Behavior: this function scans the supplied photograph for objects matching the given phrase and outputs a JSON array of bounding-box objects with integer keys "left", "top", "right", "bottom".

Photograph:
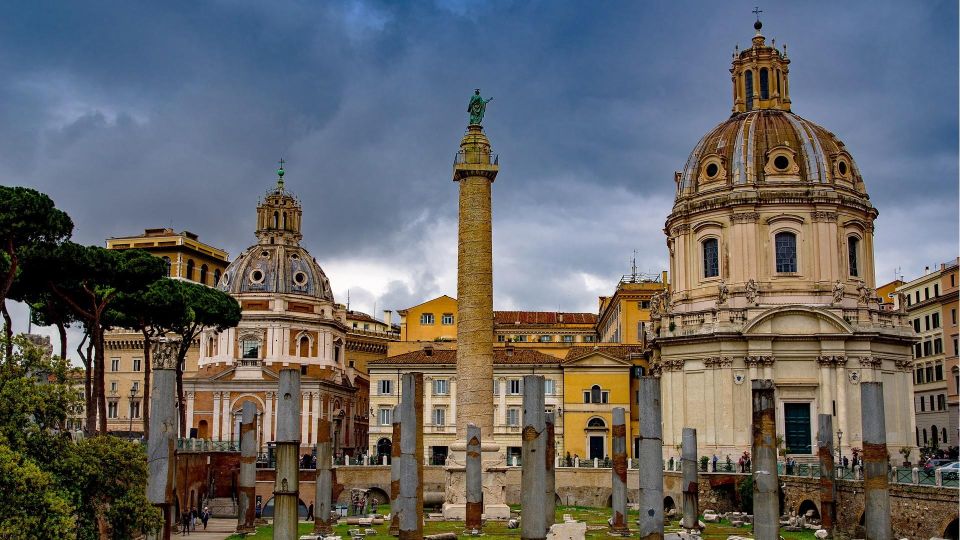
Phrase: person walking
[
  {"left": 180, "top": 511, "right": 191, "bottom": 535},
  {"left": 200, "top": 507, "right": 210, "bottom": 530},
  {"left": 307, "top": 502, "right": 315, "bottom": 521},
  {"left": 190, "top": 507, "right": 198, "bottom": 531}
]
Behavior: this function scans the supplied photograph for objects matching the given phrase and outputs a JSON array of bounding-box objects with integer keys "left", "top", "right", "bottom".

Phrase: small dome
[
  {"left": 676, "top": 109, "right": 864, "bottom": 201},
  {"left": 217, "top": 243, "right": 334, "bottom": 302}
]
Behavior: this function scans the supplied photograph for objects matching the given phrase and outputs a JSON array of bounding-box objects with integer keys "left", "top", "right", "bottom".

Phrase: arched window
[
  {"left": 207, "top": 337, "right": 214, "bottom": 356},
  {"left": 943, "top": 428, "right": 948, "bottom": 444},
  {"left": 775, "top": 232, "right": 797, "bottom": 273},
  {"left": 932, "top": 425, "right": 939, "bottom": 447},
  {"left": 282, "top": 212, "right": 287, "bottom": 230},
  {"left": 240, "top": 338, "right": 260, "bottom": 359},
  {"left": 185, "top": 259, "right": 195, "bottom": 280},
  {"left": 213, "top": 269, "right": 221, "bottom": 285},
  {"left": 776, "top": 69, "right": 782, "bottom": 94},
  {"left": 759, "top": 68, "right": 769, "bottom": 99},
  {"left": 922, "top": 428, "right": 928, "bottom": 445},
  {"left": 745, "top": 71, "right": 754, "bottom": 111},
  {"left": 587, "top": 417, "right": 606, "bottom": 428},
  {"left": 702, "top": 238, "right": 719, "bottom": 278},
  {"left": 916, "top": 427, "right": 920, "bottom": 446},
  {"left": 590, "top": 385, "right": 602, "bottom": 404},
  {"left": 199, "top": 264, "right": 208, "bottom": 285},
  {"left": 162, "top": 256, "right": 172, "bottom": 276},
  {"left": 299, "top": 335, "right": 310, "bottom": 358},
  {"left": 848, "top": 237, "right": 860, "bottom": 277},
  {"left": 273, "top": 211, "right": 279, "bottom": 228}
]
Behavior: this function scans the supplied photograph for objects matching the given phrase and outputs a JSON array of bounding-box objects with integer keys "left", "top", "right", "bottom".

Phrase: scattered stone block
[
  {"left": 547, "top": 521, "right": 587, "bottom": 540},
  {"left": 814, "top": 529, "right": 829, "bottom": 539},
  {"left": 365, "top": 529, "right": 376, "bottom": 535},
  {"left": 299, "top": 535, "right": 322, "bottom": 540},
  {"left": 507, "top": 518, "right": 520, "bottom": 529},
  {"left": 563, "top": 514, "right": 574, "bottom": 522}
]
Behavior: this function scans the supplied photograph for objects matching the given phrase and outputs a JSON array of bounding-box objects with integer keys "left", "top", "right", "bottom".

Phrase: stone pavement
[{"left": 171, "top": 517, "right": 237, "bottom": 539}]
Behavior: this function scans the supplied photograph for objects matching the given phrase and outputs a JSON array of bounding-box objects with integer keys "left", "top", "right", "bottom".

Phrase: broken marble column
[
  {"left": 751, "top": 380, "right": 779, "bottom": 540},
  {"left": 274, "top": 368, "right": 302, "bottom": 540},
  {"left": 521, "top": 375, "right": 546, "bottom": 540},
  {"left": 817, "top": 414, "right": 835, "bottom": 533},
  {"left": 637, "top": 377, "right": 663, "bottom": 540},
  {"left": 465, "top": 423, "right": 483, "bottom": 531},
  {"left": 545, "top": 411, "right": 556, "bottom": 529},
  {"left": 315, "top": 418, "right": 334, "bottom": 536},
  {"left": 237, "top": 401, "right": 257, "bottom": 533},
  {"left": 861, "top": 382, "right": 892, "bottom": 540},
  {"left": 389, "top": 405, "right": 401, "bottom": 536},
  {"left": 680, "top": 427, "right": 698, "bottom": 530},
  {"left": 146, "top": 339, "right": 178, "bottom": 540},
  {"left": 397, "top": 373, "right": 424, "bottom": 540},
  {"left": 610, "top": 407, "right": 629, "bottom": 535}
]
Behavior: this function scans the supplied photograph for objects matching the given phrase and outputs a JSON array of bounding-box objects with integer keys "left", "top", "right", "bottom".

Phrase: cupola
[
  {"left": 255, "top": 161, "right": 303, "bottom": 245},
  {"left": 730, "top": 18, "right": 791, "bottom": 113}
]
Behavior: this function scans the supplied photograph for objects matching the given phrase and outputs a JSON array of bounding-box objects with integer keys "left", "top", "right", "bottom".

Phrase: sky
[{"left": 2, "top": 1, "right": 957, "bottom": 359}]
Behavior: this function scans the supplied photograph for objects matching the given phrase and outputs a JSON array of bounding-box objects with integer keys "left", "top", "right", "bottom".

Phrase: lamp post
[
  {"left": 836, "top": 429, "right": 843, "bottom": 472},
  {"left": 128, "top": 387, "right": 138, "bottom": 440}
]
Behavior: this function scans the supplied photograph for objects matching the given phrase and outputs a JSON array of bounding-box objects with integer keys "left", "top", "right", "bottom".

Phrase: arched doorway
[
  {"left": 585, "top": 416, "right": 608, "bottom": 460},
  {"left": 797, "top": 500, "right": 819, "bottom": 520},
  {"left": 376, "top": 438, "right": 392, "bottom": 463},
  {"left": 197, "top": 420, "right": 209, "bottom": 439},
  {"left": 262, "top": 497, "right": 309, "bottom": 518},
  {"left": 664, "top": 496, "right": 676, "bottom": 514},
  {"left": 943, "top": 517, "right": 959, "bottom": 540}
]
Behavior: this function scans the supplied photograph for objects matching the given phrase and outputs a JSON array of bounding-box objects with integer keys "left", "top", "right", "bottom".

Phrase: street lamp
[
  {"left": 128, "top": 387, "right": 138, "bottom": 441},
  {"left": 836, "top": 429, "right": 843, "bottom": 470}
]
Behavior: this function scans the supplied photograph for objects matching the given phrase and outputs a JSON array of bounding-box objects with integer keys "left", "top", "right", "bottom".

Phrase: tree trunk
[
  {"left": 92, "top": 323, "right": 107, "bottom": 435},
  {"left": 56, "top": 320, "right": 67, "bottom": 361},
  {"left": 141, "top": 328, "right": 152, "bottom": 440},
  {"left": 78, "top": 332, "right": 95, "bottom": 435},
  {"left": 176, "top": 335, "right": 192, "bottom": 438},
  {"left": 1, "top": 300, "right": 12, "bottom": 362}
]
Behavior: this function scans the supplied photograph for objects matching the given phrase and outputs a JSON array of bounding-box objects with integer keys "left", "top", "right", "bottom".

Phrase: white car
[{"left": 937, "top": 462, "right": 960, "bottom": 480}]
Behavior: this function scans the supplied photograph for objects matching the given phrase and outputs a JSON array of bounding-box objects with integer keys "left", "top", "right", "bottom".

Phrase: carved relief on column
[
  {"left": 810, "top": 211, "right": 838, "bottom": 223},
  {"left": 894, "top": 359, "right": 913, "bottom": 372},
  {"left": 858, "top": 356, "right": 881, "bottom": 369},
  {"left": 730, "top": 211, "right": 761, "bottom": 224},
  {"left": 703, "top": 356, "right": 732, "bottom": 369},
  {"left": 816, "top": 355, "right": 846, "bottom": 367},
  {"left": 745, "top": 355, "right": 774, "bottom": 367}
]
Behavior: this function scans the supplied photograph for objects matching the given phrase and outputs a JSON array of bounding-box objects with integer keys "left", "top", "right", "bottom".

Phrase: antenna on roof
[{"left": 347, "top": 289, "right": 351, "bottom": 311}]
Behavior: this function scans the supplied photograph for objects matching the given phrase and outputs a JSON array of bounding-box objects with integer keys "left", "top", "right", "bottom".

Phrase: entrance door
[
  {"left": 431, "top": 446, "right": 448, "bottom": 465},
  {"left": 784, "top": 403, "right": 812, "bottom": 454},
  {"left": 589, "top": 435, "right": 605, "bottom": 460},
  {"left": 376, "top": 438, "right": 392, "bottom": 463}
]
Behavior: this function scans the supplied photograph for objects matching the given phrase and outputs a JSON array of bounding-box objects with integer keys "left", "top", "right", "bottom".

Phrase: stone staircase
[{"left": 207, "top": 497, "right": 238, "bottom": 519}]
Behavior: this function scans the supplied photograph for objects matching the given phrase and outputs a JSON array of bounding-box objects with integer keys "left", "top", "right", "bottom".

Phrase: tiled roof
[
  {"left": 370, "top": 348, "right": 561, "bottom": 366},
  {"left": 564, "top": 345, "right": 646, "bottom": 363},
  {"left": 347, "top": 310, "right": 379, "bottom": 324},
  {"left": 493, "top": 311, "right": 597, "bottom": 325}
]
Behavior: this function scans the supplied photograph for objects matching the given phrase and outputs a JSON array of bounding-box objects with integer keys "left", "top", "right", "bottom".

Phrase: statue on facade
[
  {"left": 745, "top": 279, "right": 760, "bottom": 305},
  {"left": 857, "top": 282, "right": 874, "bottom": 305},
  {"left": 832, "top": 280, "right": 845, "bottom": 305},
  {"left": 717, "top": 279, "right": 729, "bottom": 305},
  {"left": 468, "top": 89, "right": 493, "bottom": 125}
]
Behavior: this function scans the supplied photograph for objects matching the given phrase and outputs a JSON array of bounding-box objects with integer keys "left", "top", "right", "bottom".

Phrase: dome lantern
[
  {"left": 255, "top": 161, "right": 303, "bottom": 246},
  {"left": 730, "top": 19, "right": 791, "bottom": 113}
]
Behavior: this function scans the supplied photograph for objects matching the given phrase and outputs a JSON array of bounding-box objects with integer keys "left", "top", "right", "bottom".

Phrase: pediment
[
  {"left": 742, "top": 305, "right": 853, "bottom": 336},
  {"left": 564, "top": 352, "right": 633, "bottom": 367}
]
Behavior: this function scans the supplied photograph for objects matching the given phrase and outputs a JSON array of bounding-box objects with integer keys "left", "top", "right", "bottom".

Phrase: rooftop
[
  {"left": 494, "top": 311, "right": 597, "bottom": 325},
  {"left": 370, "top": 347, "right": 561, "bottom": 366}
]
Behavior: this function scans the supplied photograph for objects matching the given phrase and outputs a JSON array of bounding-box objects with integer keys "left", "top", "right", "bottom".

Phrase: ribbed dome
[
  {"left": 217, "top": 243, "right": 334, "bottom": 302},
  {"left": 676, "top": 110, "right": 865, "bottom": 201}
]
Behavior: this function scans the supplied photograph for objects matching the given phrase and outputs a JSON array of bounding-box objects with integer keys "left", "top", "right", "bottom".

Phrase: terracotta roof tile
[
  {"left": 370, "top": 348, "right": 561, "bottom": 366},
  {"left": 493, "top": 311, "right": 597, "bottom": 325},
  {"left": 564, "top": 345, "right": 646, "bottom": 363}
]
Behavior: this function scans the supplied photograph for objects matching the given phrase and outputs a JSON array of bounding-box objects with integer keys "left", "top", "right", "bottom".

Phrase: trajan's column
[{"left": 443, "top": 90, "right": 510, "bottom": 520}]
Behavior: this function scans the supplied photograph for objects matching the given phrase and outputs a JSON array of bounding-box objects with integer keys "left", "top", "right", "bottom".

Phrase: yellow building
[
  {"left": 596, "top": 271, "right": 667, "bottom": 345},
  {"left": 561, "top": 345, "right": 640, "bottom": 461},
  {"left": 106, "top": 228, "right": 230, "bottom": 286},
  {"left": 396, "top": 295, "right": 459, "bottom": 342}
]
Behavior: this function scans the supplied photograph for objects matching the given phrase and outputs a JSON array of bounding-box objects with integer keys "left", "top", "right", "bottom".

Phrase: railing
[
  {"left": 236, "top": 359, "right": 262, "bottom": 367},
  {"left": 454, "top": 150, "right": 499, "bottom": 166},
  {"left": 176, "top": 438, "right": 239, "bottom": 452}
]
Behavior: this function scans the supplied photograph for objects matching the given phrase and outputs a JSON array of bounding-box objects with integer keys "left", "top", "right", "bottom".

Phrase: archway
[
  {"left": 664, "top": 496, "right": 676, "bottom": 513},
  {"left": 367, "top": 487, "right": 390, "bottom": 508},
  {"left": 797, "top": 500, "right": 819, "bottom": 520},
  {"left": 376, "top": 437, "right": 392, "bottom": 462},
  {"left": 261, "top": 497, "right": 309, "bottom": 518},
  {"left": 943, "top": 517, "right": 959, "bottom": 540}
]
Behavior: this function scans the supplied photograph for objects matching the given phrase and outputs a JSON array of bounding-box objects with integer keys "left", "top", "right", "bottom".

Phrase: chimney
[
  {"left": 925, "top": 266, "right": 930, "bottom": 275},
  {"left": 383, "top": 310, "right": 392, "bottom": 326},
  {"left": 504, "top": 344, "right": 514, "bottom": 357},
  {"left": 424, "top": 343, "right": 434, "bottom": 357}
]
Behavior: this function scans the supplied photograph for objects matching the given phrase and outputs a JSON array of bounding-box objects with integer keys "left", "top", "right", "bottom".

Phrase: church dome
[
  {"left": 675, "top": 109, "right": 865, "bottom": 200},
  {"left": 216, "top": 165, "right": 334, "bottom": 302}
]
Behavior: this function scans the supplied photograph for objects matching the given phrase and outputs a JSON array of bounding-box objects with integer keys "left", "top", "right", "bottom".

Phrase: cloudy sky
[{"left": 3, "top": 1, "right": 957, "bottom": 356}]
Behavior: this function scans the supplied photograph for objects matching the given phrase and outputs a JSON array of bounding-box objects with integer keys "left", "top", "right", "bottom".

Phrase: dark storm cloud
[{"left": 1, "top": 0, "right": 956, "bottom": 330}]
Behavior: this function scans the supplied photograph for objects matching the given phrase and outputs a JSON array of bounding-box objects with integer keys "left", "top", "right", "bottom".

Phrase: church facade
[
  {"left": 650, "top": 21, "right": 916, "bottom": 461},
  {"left": 184, "top": 167, "right": 367, "bottom": 457}
]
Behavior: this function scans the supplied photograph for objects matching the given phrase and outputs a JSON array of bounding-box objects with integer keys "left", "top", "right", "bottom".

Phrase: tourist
[
  {"left": 307, "top": 501, "right": 315, "bottom": 521},
  {"left": 711, "top": 454, "right": 718, "bottom": 472},
  {"left": 190, "top": 506, "right": 198, "bottom": 531},
  {"left": 255, "top": 500, "right": 262, "bottom": 519},
  {"left": 200, "top": 507, "right": 210, "bottom": 530},
  {"left": 180, "top": 511, "right": 191, "bottom": 535}
]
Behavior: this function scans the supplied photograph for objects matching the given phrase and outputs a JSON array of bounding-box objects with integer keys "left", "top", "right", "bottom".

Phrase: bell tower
[
  {"left": 730, "top": 17, "right": 792, "bottom": 113},
  {"left": 255, "top": 161, "right": 303, "bottom": 246}
]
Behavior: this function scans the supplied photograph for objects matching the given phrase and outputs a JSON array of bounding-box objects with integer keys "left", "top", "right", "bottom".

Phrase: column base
[
  {"left": 441, "top": 502, "right": 512, "bottom": 521},
  {"left": 442, "top": 445, "right": 510, "bottom": 521}
]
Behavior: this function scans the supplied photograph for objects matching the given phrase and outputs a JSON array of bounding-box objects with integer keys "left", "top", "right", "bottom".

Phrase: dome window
[
  {"left": 775, "top": 232, "right": 798, "bottom": 273},
  {"left": 838, "top": 161, "right": 848, "bottom": 175},
  {"left": 848, "top": 237, "right": 860, "bottom": 278},
  {"left": 760, "top": 68, "right": 770, "bottom": 100},
  {"left": 260, "top": 250, "right": 270, "bottom": 258},
  {"left": 699, "top": 156, "right": 726, "bottom": 183},
  {"left": 706, "top": 163, "right": 719, "bottom": 178},
  {"left": 294, "top": 271, "right": 308, "bottom": 286},
  {"left": 763, "top": 147, "right": 800, "bottom": 177},
  {"left": 702, "top": 238, "right": 719, "bottom": 278},
  {"left": 250, "top": 269, "right": 265, "bottom": 283},
  {"left": 773, "top": 155, "right": 789, "bottom": 171}
]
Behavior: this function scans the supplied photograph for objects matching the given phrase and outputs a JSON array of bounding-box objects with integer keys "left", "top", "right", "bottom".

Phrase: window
[
  {"left": 110, "top": 381, "right": 118, "bottom": 393},
  {"left": 508, "top": 379, "right": 521, "bottom": 395},
  {"left": 515, "top": 335, "right": 527, "bottom": 342},
  {"left": 433, "top": 408, "right": 445, "bottom": 426},
  {"left": 441, "top": 313, "right": 454, "bottom": 325},
  {"left": 775, "top": 232, "right": 797, "bottom": 273},
  {"left": 587, "top": 417, "right": 606, "bottom": 428},
  {"left": 590, "top": 385, "right": 602, "bottom": 404},
  {"left": 539, "top": 335, "right": 553, "bottom": 343},
  {"left": 363, "top": 323, "right": 370, "bottom": 330},
  {"left": 379, "top": 380, "right": 393, "bottom": 395},
  {"left": 915, "top": 343, "right": 922, "bottom": 358},
  {"left": 199, "top": 264, "right": 208, "bottom": 284},
  {"left": 914, "top": 319, "right": 921, "bottom": 333},
  {"left": 916, "top": 291, "right": 920, "bottom": 303},
  {"left": 745, "top": 71, "right": 754, "bottom": 111},
  {"left": 702, "top": 238, "right": 719, "bottom": 278},
  {"left": 933, "top": 313, "right": 940, "bottom": 329},
  {"left": 186, "top": 259, "right": 195, "bottom": 281},
  {"left": 378, "top": 408, "right": 392, "bottom": 426},
  {"left": 493, "top": 380, "right": 499, "bottom": 395},
  {"left": 497, "top": 335, "right": 505, "bottom": 342},
  {"left": 935, "top": 363, "right": 944, "bottom": 380},
  {"left": 924, "top": 341, "right": 932, "bottom": 356},
  {"left": 637, "top": 322, "right": 646, "bottom": 341},
  {"left": 925, "top": 288, "right": 930, "bottom": 300},
  {"left": 934, "top": 339, "right": 943, "bottom": 355},
  {"left": 214, "top": 269, "right": 221, "bottom": 285},
  {"left": 433, "top": 379, "right": 448, "bottom": 396},
  {"left": 937, "top": 394, "right": 946, "bottom": 410},
  {"left": 926, "top": 365, "right": 934, "bottom": 382},
  {"left": 506, "top": 408, "right": 520, "bottom": 426},
  {"left": 110, "top": 358, "right": 120, "bottom": 372},
  {"left": 583, "top": 335, "right": 595, "bottom": 343},
  {"left": 132, "top": 381, "right": 139, "bottom": 393},
  {"left": 776, "top": 69, "right": 782, "bottom": 94},
  {"left": 162, "top": 256, "right": 172, "bottom": 276},
  {"left": 130, "top": 401, "right": 141, "bottom": 419},
  {"left": 299, "top": 335, "right": 310, "bottom": 357},
  {"left": 915, "top": 368, "right": 924, "bottom": 384},
  {"left": 920, "top": 397, "right": 925, "bottom": 412},
  {"left": 759, "top": 67, "right": 769, "bottom": 99},
  {"left": 934, "top": 284, "right": 940, "bottom": 297},
  {"left": 640, "top": 300, "right": 651, "bottom": 309},
  {"left": 907, "top": 295, "right": 912, "bottom": 307},
  {"left": 544, "top": 379, "right": 556, "bottom": 395},
  {"left": 848, "top": 237, "right": 859, "bottom": 277},
  {"left": 562, "top": 335, "right": 574, "bottom": 343},
  {"left": 132, "top": 358, "right": 141, "bottom": 372},
  {"left": 241, "top": 339, "right": 259, "bottom": 359},
  {"left": 108, "top": 402, "right": 118, "bottom": 419},
  {"left": 420, "top": 313, "right": 435, "bottom": 325},
  {"left": 925, "top": 315, "right": 931, "bottom": 331},
  {"left": 929, "top": 395, "right": 935, "bottom": 410},
  {"left": 952, "top": 309, "right": 957, "bottom": 325}
]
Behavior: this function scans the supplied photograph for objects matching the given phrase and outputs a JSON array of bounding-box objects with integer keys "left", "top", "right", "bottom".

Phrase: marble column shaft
[
  {"left": 545, "top": 412, "right": 556, "bottom": 529},
  {"left": 817, "top": 414, "right": 835, "bottom": 533},
  {"left": 751, "top": 380, "right": 779, "bottom": 540},
  {"left": 314, "top": 418, "right": 334, "bottom": 536},
  {"left": 389, "top": 406, "right": 401, "bottom": 537},
  {"left": 274, "top": 369, "right": 301, "bottom": 540},
  {"left": 397, "top": 373, "right": 424, "bottom": 540},
  {"left": 237, "top": 401, "right": 257, "bottom": 533},
  {"left": 637, "top": 377, "right": 664, "bottom": 540},
  {"left": 146, "top": 342, "right": 177, "bottom": 540},
  {"left": 521, "top": 375, "right": 546, "bottom": 540},
  {"left": 610, "top": 407, "right": 629, "bottom": 534},
  {"left": 861, "top": 382, "right": 892, "bottom": 540},
  {"left": 465, "top": 423, "right": 483, "bottom": 530},
  {"left": 680, "top": 427, "right": 698, "bottom": 530}
]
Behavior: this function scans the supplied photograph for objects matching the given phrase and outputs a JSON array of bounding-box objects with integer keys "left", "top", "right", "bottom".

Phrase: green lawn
[{"left": 226, "top": 506, "right": 817, "bottom": 540}]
